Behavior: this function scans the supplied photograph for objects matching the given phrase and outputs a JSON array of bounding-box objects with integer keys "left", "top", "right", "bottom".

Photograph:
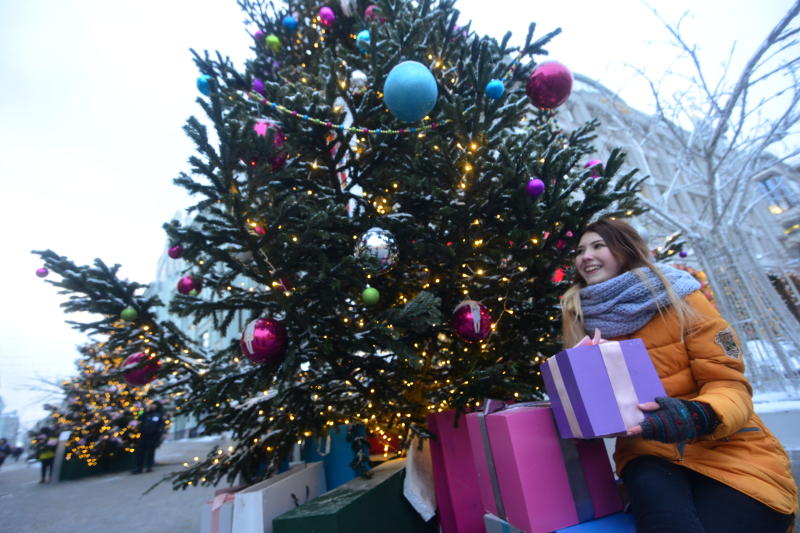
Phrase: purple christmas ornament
[
  {"left": 452, "top": 300, "right": 493, "bottom": 342},
  {"left": 679, "top": 250, "right": 688, "bottom": 258},
  {"left": 252, "top": 78, "right": 265, "bottom": 94},
  {"left": 319, "top": 6, "right": 336, "bottom": 26},
  {"left": 526, "top": 178, "right": 545, "bottom": 197},
  {"left": 167, "top": 244, "right": 183, "bottom": 259},
  {"left": 35, "top": 267, "right": 49, "bottom": 278},
  {"left": 526, "top": 61, "right": 573, "bottom": 110},
  {"left": 254, "top": 30, "right": 265, "bottom": 40},
  {"left": 240, "top": 318, "right": 288, "bottom": 364}
]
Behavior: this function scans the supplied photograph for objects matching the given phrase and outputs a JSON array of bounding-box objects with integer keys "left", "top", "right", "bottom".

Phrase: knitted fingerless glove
[{"left": 639, "top": 397, "right": 720, "bottom": 443}]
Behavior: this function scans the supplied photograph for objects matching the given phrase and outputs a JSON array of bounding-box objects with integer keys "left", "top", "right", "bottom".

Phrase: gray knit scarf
[{"left": 580, "top": 265, "right": 700, "bottom": 338}]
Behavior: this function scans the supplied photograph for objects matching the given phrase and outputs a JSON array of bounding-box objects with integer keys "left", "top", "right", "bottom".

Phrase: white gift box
[
  {"left": 201, "top": 491, "right": 236, "bottom": 533},
  {"left": 231, "top": 461, "right": 326, "bottom": 533}
]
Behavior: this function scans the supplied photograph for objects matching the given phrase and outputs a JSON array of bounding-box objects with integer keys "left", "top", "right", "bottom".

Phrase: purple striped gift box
[{"left": 541, "top": 339, "right": 666, "bottom": 439}]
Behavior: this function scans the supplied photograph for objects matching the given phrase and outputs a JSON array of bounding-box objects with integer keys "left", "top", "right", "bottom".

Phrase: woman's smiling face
[{"left": 573, "top": 231, "right": 623, "bottom": 285}]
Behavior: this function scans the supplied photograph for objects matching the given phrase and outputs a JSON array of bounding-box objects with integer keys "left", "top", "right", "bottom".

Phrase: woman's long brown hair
[{"left": 561, "top": 219, "right": 694, "bottom": 347}]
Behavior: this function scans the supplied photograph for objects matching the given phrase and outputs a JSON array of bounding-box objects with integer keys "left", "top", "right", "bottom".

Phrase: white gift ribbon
[
  {"left": 545, "top": 358, "right": 583, "bottom": 438},
  {"left": 598, "top": 342, "right": 644, "bottom": 429}
]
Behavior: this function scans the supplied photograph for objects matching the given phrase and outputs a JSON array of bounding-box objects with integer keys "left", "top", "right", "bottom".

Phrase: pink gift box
[
  {"left": 465, "top": 404, "right": 622, "bottom": 533},
  {"left": 427, "top": 409, "right": 485, "bottom": 533},
  {"left": 542, "top": 339, "right": 666, "bottom": 439}
]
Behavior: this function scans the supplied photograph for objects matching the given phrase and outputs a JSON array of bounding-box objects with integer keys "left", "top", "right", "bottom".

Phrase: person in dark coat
[
  {"left": 35, "top": 427, "right": 58, "bottom": 483},
  {"left": 0, "top": 438, "right": 11, "bottom": 469},
  {"left": 132, "top": 401, "right": 166, "bottom": 474}
]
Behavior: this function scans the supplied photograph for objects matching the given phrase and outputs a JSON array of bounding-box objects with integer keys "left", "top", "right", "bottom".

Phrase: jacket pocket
[{"left": 725, "top": 426, "right": 763, "bottom": 441}]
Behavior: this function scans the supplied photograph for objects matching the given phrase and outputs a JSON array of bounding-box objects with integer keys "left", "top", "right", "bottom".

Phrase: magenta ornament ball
[
  {"left": 240, "top": 318, "right": 288, "bottom": 364},
  {"left": 452, "top": 300, "right": 493, "bottom": 342},
  {"left": 121, "top": 352, "right": 161, "bottom": 386},
  {"left": 526, "top": 61, "right": 573, "bottom": 110},
  {"left": 168, "top": 244, "right": 183, "bottom": 259},
  {"left": 584, "top": 159, "right": 603, "bottom": 178},
  {"left": 526, "top": 178, "right": 545, "bottom": 197},
  {"left": 319, "top": 6, "right": 336, "bottom": 26},
  {"left": 364, "top": 5, "right": 385, "bottom": 23},
  {"left": 177, "top": 275, "right": 201, "bottom": 295},
  {"left": 35, "top": 267, "right": 49, "bottom": 278}
]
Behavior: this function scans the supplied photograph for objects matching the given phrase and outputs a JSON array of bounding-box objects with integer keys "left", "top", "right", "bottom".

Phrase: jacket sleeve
[{"left": 682, "top": 291, "right": 753, "bottom": 440}]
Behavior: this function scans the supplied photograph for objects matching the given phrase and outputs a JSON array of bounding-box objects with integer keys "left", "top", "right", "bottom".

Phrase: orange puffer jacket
[{"left": 612, "top": 291, "right": 798, "bottom": 517}]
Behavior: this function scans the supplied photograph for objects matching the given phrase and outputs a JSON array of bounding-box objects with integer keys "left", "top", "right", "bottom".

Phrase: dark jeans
[
  {"left": 134, "top": 435, "right": 159, "bottom": 472},
  {"left": 40, "top": 458, "right": 54, "bottom": 481},
  {"left": 622, "top": 455, "right": 794, "bottom": 533}
]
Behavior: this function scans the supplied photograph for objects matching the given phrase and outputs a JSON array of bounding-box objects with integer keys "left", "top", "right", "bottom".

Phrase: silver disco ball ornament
[{"left": 354, "top": 227, "right": 399, "bottom": 273}]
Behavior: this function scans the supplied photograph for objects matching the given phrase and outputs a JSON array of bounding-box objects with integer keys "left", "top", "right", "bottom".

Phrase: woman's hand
[
  {"left": 624, "top": 397, "right": 719, "bottom": 443},
  {"left": 625, "top": 402, "right": 660, "bottom": 436}
]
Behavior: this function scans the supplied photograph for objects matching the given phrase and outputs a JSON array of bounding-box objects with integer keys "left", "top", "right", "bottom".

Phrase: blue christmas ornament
[
  {"left": 282, "top": 15, "right": 298, "bottom": 32},
  {"left": 382, "top": 61, "right": 438, "bottom": 122},
  {"left": 356, "top": 29, "right": 371, "bottom": 52},
  {"left": 485, "top": 79, "right": 505, "bottom": 100},
  {"left": 196, "top": 75, "right": 213, "bottom": 96}
]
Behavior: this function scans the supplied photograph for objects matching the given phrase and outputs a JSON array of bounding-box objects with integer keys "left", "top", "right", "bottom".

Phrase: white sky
[{"left": 0, "top": 0, "right": 794, "bottom": 431}]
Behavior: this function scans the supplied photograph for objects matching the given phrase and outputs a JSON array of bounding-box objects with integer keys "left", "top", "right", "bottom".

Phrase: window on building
[{"left": 759, "top": 175, "right": 798, "bottom": 213}]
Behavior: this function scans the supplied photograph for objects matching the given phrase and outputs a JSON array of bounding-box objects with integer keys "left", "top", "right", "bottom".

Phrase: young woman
[{"left": 561, "top": 218, "right": 797, "bottom": 533}]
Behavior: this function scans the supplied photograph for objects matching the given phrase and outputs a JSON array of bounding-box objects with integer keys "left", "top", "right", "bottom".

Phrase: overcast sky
[{"left": 0, "top": 0, "right": 794, "bottom": 431}]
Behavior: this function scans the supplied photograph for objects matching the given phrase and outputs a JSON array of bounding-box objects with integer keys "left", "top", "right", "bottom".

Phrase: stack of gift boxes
[
  {"left": 429, "top": 338, "right": 664, "bottom": 533},
  {"left": 201, "top": 338, "right": 662, "bottom": 533}
]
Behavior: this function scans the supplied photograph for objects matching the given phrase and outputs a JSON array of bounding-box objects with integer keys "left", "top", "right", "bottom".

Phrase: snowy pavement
[{"left": 0, "top": 438, "right": 227, "bottom": 533}]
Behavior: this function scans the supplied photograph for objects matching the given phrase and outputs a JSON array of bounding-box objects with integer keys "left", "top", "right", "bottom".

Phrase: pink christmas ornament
[
  {"left": 320, "top": 6, "right": 336, "bottom": 26},
  {"left": 167, "top": 244, "right": 183, "bottom": 259},
  {"left": 584, "top": 159, "right": 603, "bottom": 178},
  {"left": 254, "top": 120, "right": 287, "bottom": 171},
  {"left": 364, "top": 4, "right": 385, "bottom": 23},
  {"left": 35, "top": 267, "right": 49, "bottom": 278},
  {"left": 121, "top": 352, "right": 161, "bottom": 386},
  {"left": 526, "top": 61, "right": 573, "bottom": 109},
  {"left": 452, "top": 300, "right": 493, "bottom": 342},
  {"left": 254, "top": 29, "right": 265, "bottom": 40},
  {"left": 177, "top": 275, "right": 201, "bottom": 295},
  {"left": 526, "top": 178, "right": 545, "bottom": 197},
  {"left": 240, "top": 318, "right": 288, "bottom": 364}
]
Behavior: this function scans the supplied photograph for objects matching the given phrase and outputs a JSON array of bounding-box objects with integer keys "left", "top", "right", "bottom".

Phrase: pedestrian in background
[
  {"left": 561, "top": 218, "right": 797, "bottom": 532},
  {"left": 35, "top": 427, "right": 57, "bottom": 483},
  {"left": 132, "top": 401, "right": 166, "bottom": 474},
  {"left": 0, "top": 438, "right": 11, "bottom": 469}
]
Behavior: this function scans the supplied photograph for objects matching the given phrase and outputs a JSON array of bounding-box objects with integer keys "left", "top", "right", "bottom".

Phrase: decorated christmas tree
[
  {"left": 35, "top": 0, "right": 644, "bottom": 489},
  {"left": 31, "top": 251, "right": 206, "bottom": 468},
  {"left": 158, "top": 0, "right": 643, "bottom": 487},
  {"left": 44, "top": 342, "right": 159, "bottom": 467}
]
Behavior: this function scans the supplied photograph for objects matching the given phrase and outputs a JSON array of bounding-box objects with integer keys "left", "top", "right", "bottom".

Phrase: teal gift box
[
  {"left": 272, "top": 459, "right": 437, "bottom": 533},
  {"left": 301, "top": 424, "right": 370, "bottom": 490}
]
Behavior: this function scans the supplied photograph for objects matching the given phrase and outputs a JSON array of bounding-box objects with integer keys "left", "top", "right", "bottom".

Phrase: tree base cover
[
  {"left": 272, "top": 459, "right": 437, "bottom": 533},
  {"left": 58, "top": 451, "right": 136, "bottom": 481}
]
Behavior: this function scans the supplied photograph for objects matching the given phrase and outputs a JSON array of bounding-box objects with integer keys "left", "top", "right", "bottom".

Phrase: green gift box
[{"left": 273, "top": 459, "right": 437, "bottom": 533}]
